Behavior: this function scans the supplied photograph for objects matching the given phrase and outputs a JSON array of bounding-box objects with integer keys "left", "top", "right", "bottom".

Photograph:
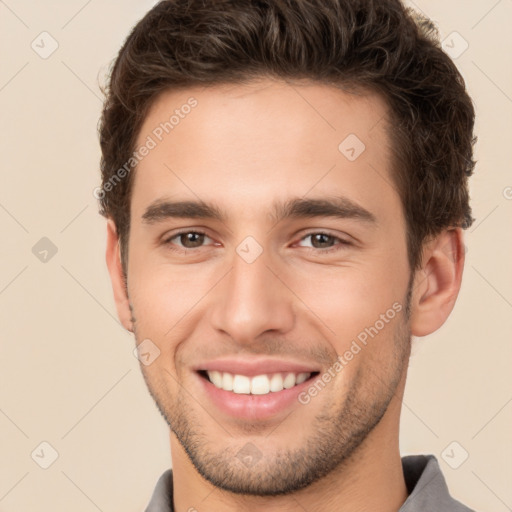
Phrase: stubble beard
[{"left": 135, "top": 306, "right": 412, "bottom": 496}]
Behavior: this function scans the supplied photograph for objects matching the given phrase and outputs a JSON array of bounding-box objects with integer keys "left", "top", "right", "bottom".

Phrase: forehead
[{"left": 131, "top": 78, "right": 398, "bottom": 223}]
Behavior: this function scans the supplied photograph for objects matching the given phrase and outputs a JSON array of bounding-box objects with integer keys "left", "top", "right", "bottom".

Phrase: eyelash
[{"left": 162, "top": 229, "right": 352, "bottom": 255}]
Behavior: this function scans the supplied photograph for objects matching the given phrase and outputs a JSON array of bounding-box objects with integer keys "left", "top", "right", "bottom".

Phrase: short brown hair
[{"left": 98, "top": 0, "right": 476, "bottom": 275}]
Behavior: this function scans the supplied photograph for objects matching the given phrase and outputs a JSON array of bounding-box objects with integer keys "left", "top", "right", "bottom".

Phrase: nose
[{"left": 209, "top": 244, "right": 295, "bottom": 345}]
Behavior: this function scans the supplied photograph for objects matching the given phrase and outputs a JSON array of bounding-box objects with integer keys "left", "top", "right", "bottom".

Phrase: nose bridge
[{"left": 210, "top": 242, "right": 294, "bottom": 343}]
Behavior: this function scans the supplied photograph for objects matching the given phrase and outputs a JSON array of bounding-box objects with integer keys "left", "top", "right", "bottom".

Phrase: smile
[{"left": 194, "top": 358, "right": 322, "bottom": 419}]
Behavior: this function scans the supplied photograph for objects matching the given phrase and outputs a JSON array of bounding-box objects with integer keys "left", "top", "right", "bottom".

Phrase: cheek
[
  {"left": 127, "top": 262, "right": 212, "bottom": 342},
  {"left": 129, "top": 270, "right": 193, "bottom": 386},
  {"left": 288, "top": 263, "right": 405, "bottom": 352}
]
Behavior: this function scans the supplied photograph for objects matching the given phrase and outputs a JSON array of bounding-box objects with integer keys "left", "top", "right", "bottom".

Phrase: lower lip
[{"left": 197, "top": 373, "right": 314, "bottom": 421}]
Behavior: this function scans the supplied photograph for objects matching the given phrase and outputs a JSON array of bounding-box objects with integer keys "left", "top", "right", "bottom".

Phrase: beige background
[{"left": 1, "top": 0, "right": 511, "bottom": 510}]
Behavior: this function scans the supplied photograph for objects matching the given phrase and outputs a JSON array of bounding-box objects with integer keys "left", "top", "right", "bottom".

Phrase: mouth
[
  {"left": 195, "top": 364, "right": 322, "bottom": 421},
  {"left": 198, "top": 370, "right": 320, "bottom": 395},
  {"left": 193, "top": 358, "right": 323, "bottom": 420}
]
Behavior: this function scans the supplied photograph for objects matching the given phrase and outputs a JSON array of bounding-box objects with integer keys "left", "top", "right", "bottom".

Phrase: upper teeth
[{"left": 206, "top": 371, "right": 311, "bottom": 395}]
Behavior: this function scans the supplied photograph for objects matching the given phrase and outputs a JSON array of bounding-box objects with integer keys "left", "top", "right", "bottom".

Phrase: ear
[
  {"left": 409, "top": 228, "right": 465, "bottom": 337},
  {"left": 105, "top": 219, "right": 133, "bottom": 332}
]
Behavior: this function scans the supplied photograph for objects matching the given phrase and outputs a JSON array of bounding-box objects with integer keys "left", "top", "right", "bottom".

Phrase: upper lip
[{"left": 194, "top": 357, "right": 320, "bottom": 377}]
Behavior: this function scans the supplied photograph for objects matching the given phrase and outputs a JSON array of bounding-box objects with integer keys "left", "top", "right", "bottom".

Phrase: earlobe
[
  {"left": 409, "top": 228, "right": 465, "bottom": 337},
  {"left": 105, "top": 219, "right": 134, "bottom": 332}
]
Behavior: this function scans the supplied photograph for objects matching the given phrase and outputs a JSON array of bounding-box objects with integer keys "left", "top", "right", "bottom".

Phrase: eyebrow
[{"left": 141, "top": 196, "right": 377, "bottom": 225}]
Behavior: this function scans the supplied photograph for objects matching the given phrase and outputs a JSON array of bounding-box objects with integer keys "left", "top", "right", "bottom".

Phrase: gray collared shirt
[{"left": 145, "top": 454, "right": 476, "bottom": 511}]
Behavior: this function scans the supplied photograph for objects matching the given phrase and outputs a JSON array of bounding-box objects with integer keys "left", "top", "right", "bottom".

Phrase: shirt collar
[{"left": 399, "top": 455, "right": 475, "bottom": 511}]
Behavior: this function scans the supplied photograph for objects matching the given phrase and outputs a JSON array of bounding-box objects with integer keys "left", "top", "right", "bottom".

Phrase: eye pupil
[
  {"left": 181, "top": 232, "right": 204, "bottom": 248},
  {"left": 312, "top": 233, "right": 333, "bottom": 248}
]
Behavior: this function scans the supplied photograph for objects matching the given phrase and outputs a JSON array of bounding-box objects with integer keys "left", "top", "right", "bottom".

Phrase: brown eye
[
  {"left": 164, "top": 230, "right": 213, "bottom": 252},
  {"left": 296, "top": 232, "right": 352, "bottom": 255},
  {"left": 309, "top": 233, "right": 336, "bottom": 249},
  {"left": 178, "top": 232, "right": 206, "bottom": 248}
]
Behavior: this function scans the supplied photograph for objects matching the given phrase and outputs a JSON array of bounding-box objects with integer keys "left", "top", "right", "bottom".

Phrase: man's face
[{"left": 125, "top": 79, "right": 412, "bottom": 494}]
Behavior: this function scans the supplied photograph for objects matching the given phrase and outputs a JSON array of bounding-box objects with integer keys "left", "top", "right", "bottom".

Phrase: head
[{"left": 99, "top": 0, "right": 475, "bottom": 496}]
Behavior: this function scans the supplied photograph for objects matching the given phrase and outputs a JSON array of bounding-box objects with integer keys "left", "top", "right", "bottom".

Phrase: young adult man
[{"left": 97, "top": 1, "right": 477, "bottom": 510}]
